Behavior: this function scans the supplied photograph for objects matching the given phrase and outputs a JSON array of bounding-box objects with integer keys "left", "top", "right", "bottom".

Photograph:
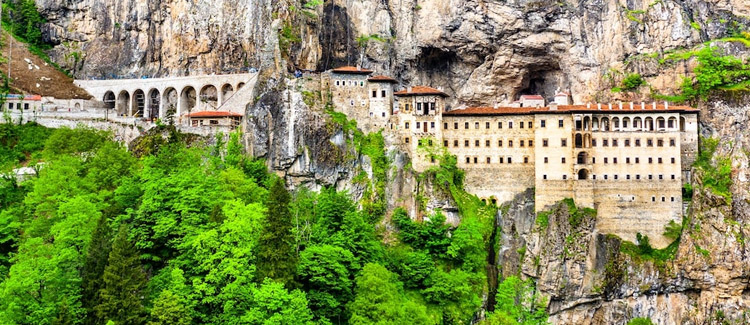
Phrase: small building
[
  {"left": 394, "top": 85, "right": 449, "bottom": 170},
  {"left": 2, "top": 94, "right": 42, "bottom": 112},
  {"left": 186, "top": 111, "right": 243, "bottom": 129},
  {"left": 519, "top": 95, "right": 545, "bottom": 107},
  {"left": 367, "top": 75, "right": 398, "bottom": 126}
]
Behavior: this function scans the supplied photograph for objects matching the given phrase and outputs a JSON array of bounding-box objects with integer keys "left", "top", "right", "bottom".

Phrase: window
[
  {"left": 474, "top": 157, "right": 478, "bottom": 164},
  {"left": 561, "top": 139, "right": 567, "bottom": 147},
  {"left": 636, "top": 175, "right": 641, "bottom": 180},
  {"left": 465, "top": 122, "right": 469, "bottom": 129},
  {"left": 604, "top": 175, "right": 608, "bottom": 180},
  {"left": 670, "top": 138, "right": 676, "bottom": 147},
  {"left": 336, "top": 80, "right": 340, "bottom": 86},
  {"left": 382, "top": 112, "right": 385, "bottom": 117},
  {"left": 454, "top": 122, "right": 459, "bottom": 129},
  {"left": 509, "top": 121, "right": 513, "bottom": 129},
  {"left": 487, "top": 157, "right": 491, "bottom": 163},
  {"left": 543, "top": 139, "right": 549, "bottom": 147},
  {"left": 465, "top": 140, "right": 469, "bottom": 147},
  {"left": 372, "top": 90, "right": 377, "bottom": 97},
  {"left": 499, "top": 157, "right": 504, "bottom": 163},
  {"left": 635, "top": 157, "right": 640, "bottom": 164},
  {"left": 405, "top": 137, "right": 410, "bottom": 144},
  {"left": 431, "top": 122, "right": 435, "bottom": 129},
  {"left": 498, "top": 140, "right": 503, "bottom": 147},
  {"left": 475, "top": 140, "right": 480, "bottom": 147},
  {"left": 543, "top": 175, "right": 547, "bottom": 180},
  {"left": 444, "top": 140, "right": 448, "bottom": 147},
  {"left": 416, "top": 122, "right": 421, "bottom": 129},
  {"left": 563, "top": 175, "right": 568, "bottom": 180},
  {"left": 431, "top": 156, "right": 436, "bottom": 163},
  {"left": 592, "top": 139, "right": 597, "bottom": 147},
  {"left": 520, "top": 140, "right": 525, "bottom": 147},
  {"left": 486, "top": 140, "right": 491, "bottom": 147},
  {"left": 509, "top": 140, "right": 514, "bottom": 147},
  {"left": 626, "top": 157, "right": 631, "bottom": 164},
  {"left": 562, "top": 157, "right": 566, "bottom": 163},
  {"left": 529, "top": 140, "right": 533, "bottom": 147},
  {"left": 625, "top": 139, "right": 630, "bottom": 147},
  {"left": 382, "top": 90, "right": 386, "bottom": 97},
  {"left": 604, "top": 157, "right": 608, "bottom": 164},
  {"left": 466, "top": 157, "right": 471, "bottom": 163},
  {"left": 524, "top": 157, "right": 529, "bottom": 163},
  {"left": 671, "top": 197, "right": 675, "bottom": 202},
  {"left": 657, "top": 139, "right": 664, "bottom": 147},
  {"left": 475, "top": 122, "right": 480, "bottom": 129},
  {"left": 671, "top": 174, "right": 676, "bottom": 180},
  {"left": 541, "top": 120, "right": 546, "bottom": 127},
  {"left": 486, "top": 122, "right": 490, "bottom": 129},
  {"left": 627, "top": 175, "right": 631, "bottom": 180},
  {"left": 648, "top": 157, "right": 653, "bottom": 164},
  {"left": 659, "top": 175, "right": 663, "bottom": 180},
  {"left": 603, "top": 139, "right": 609, "bottom": 147},
  {"left": 668, "top": 119, "right": 674, "bottom": 128},
  {"left": 635, "top": 139, "right": 641, "bottom": 147},
  {"left": 454, "top": 140, "right": 459, "bottom": 147},
  {"left": 417, "top": 103, "right": 422, "bottom": 112},
  {"left": 520, "top": 122, "right": 524, "bottom": 129},
  {"left": 427, "top": 139, "right": 433, "bottom": 146},
  {"left": 614, "top": 175, "right": 618, "bottom": 180},
  {"left": 559, "top": 119, "right": 564, "bottom": 127},
  {"left": 507, "top": 157, "right": 512, "bottom": 163},
  {"left": 658, "top": 157, "right": 663, "bottom": 164},
  {"left": 614, "top": 157, "right": 618, "bottom": 164},
  {"left": 498, "top": 122, "right": 503, "bottom": 129},
  {"left": 544, "top": 157, "right": 549, "bottom": 163},
  {"left": 671, "top": 157, "right": 676, "bottom": 164},
  {"left": 652, "top": 196, "right": 656, "bottom": 202},
  {"left": 592, "top": 175, "right": 596, "bottom": 180},
  {"left": 405, "top": 122, "right": 410, "bottom": 129},
  {"left": 528, "top": 121, "right": 532, "bottom": 128},
  {"left": 647, "top": 139, "right": 653, "bottom": 147},
  {"left": 444, "top": 123, "right": 448, "bottom": 129},
  {"left": 613, "top": 139, "right": 618, "bottom": 147},
  {"left": 648, "top": 175, "right": 653, "bottom": 180},
  {"left": 661, "top": 196, "right": 666, "bottom": 202},
  {"left": 592, "top": 157, "right": 596, "bottom": 164}
]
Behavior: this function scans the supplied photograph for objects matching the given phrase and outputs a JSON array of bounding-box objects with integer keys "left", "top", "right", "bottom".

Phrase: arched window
[
  {"left": 578, "top": 169, "right": 589, "bottom": 180},
  {"left": 575, "top": 133, "right": 583, "bottom": 148},
  {"left": 623, "top": 117, "right": 630, "bottom": 129},
  {"left": 680, "top": 116, "right": 686, "bottom": 131},
  {"left": 583, "top": 116, "right": 591, "bottom": 131},
  {"left": 612, "top": 117, "right": 620, "bottom": 130},
  {"left": 577, "top": 152, "right": 587, "bottom": 164},
  {"left": 601, "top": 117, "right": 610, "bottom": 131},
  {"left": 634, "top": 117, "right": 642, "bottom": 129}
]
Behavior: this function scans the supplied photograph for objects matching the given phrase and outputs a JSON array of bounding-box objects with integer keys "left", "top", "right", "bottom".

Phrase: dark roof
[
  {"left": 442, "top": 104, "right": 699, "bottom": 116},
  {"left": 367, "top": 75, "right": 398, "bottom": 83},
  {"left": 331, "top": 66, "right": 374, "bottom": 74},
  {"left": 186, "top": 111, "right": 244, "bottom": 118},
  {"left": 394, "top": 86, "right": 449, "bottom": 97}
]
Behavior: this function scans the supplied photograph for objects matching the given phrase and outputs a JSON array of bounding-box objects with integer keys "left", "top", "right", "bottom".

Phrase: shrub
[{"left": 621, "top": 73, "right": 646, "bottom": 90}]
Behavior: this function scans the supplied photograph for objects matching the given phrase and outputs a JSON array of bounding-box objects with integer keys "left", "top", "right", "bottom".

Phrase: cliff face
[{"left": 35, "top": 0, "right": 750, "bottom": 323}]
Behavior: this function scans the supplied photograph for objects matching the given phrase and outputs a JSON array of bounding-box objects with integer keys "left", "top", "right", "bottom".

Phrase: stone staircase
[{"left": 216, "top": 73, "right": 259, "bottom": 114}]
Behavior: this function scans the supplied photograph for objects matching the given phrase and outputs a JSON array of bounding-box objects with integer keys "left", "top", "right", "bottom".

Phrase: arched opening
[
  {"left": 162, "top": 87, "right": 178, "bottom": 120},
  {"left": 237, "top": 82, "right": 245, "bottom": 90},
  {"left": 634, "top": 117, "right": 642, "bottom": 129},
  {"left": 148, "top": 89, "right": 160, "bottom": 119},
  {"left": 578, "top": 169, "right": 589, "bottom": 180},
  {"left": 74, "top": 103, "right": 81, "bottom": 111},
  {"left": 180, "top": 86, "right": 197, "bottom": 116},
  {"left": 593, "top": 118, "right": 599, "bottom": 130},
  {"left": 583, "top": 116, "right": 591, "bottom": 131},
  {"left": 657, "top": 117, "right": 666, "bottom": 130},
  {"left": 680, "top": 116, "right": 686, "bottom": 131},
  {"left": 612, "top": 117, "right": 620, "bottom": 130},
  {"left": 116, "top": 90, "right": 130, "bottom": 116},
  {"left": 584, "top": 134, "right": 592, "bottom": 148},
  {"left": 103, "top": 91, "right": 115, "bottom": 110},
  {"left": 668, "top": 117, "right": 677, "bottom": 129},
  {"left": 221, "top": 84, "right": 234, "bottom": 102},
  {"left": 200, "top": 85, "right": 219, "bottom": 110},
  {"left": 575, "top": 133, "right": 583, "bottom": 148},
  {"left": 645, "top": 117, "right": 654, "bottom": 131},
  {"left": 575, "top": 118, "right": 583, "bottom": 131},
  {"left": 623, "top": 117, "right": 631, "bottom": 129},
  {"left": 131, "top": 89, "right": 145, "bottom": 117},
  {"left": 601, "top": 117, "right": 610, "bottom": 131}
]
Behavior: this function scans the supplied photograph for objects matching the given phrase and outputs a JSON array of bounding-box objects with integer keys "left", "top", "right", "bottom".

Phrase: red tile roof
[
  {"left": 443, "top": 104, "right": 698, "bottom": 116},
  {"left": 367, "top": 75, "right": 398, "bottom": 83},
  {"left": 331, "top": 66, "right": 374, "bottom": 74},
  {"left": 6, "top": 94, "right": 41, "bottom": 101},
  {"left": 520, "top": 95, "right": 544, "bottom": 100},
  {"left": 186, "top": 111, "right": 244, "bottom": 118},
  {"left": 394, "top": 86, "right": 449, "bottom": 97}
]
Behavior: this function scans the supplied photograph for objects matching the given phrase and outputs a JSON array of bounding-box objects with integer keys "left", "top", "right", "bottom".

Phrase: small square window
[
  {"left": 561, "top": 139, "right": 567, "bottom": 147},
  {"left": 543, "top": 175, "right": 547, "bottom": 180},
  {"left": 636, "top": 175, "right": 641, "bottom": 180},
  {"left": 520, "top": 140, "right": 525, "bottom": 147},
  {"left": 627, "top": 175, "right": 631, "bottom": 180},
  {"left": 647, "top": 139, "right": 653, "bottom": 147},
  {"left": 604, "top": 175, "right": 608, "bottom": 180},
  {"left": 614, "top": 157, "right": 618, "bottom": 164},
  {"left": 466, "top": 157, "right": 471, "bottom": 163},
  {"left": 486, "top": 140, "right": 491, "bottom": 147},
  {"left": 613, "top": 139, "right": 618, "bottom": 147},
  {"left": 507, "top": 157, "right": 512, "bottom": 163},
  {"left": 657, "top": 139, "right": 664, "bottom": 147},
  {"left": 498, "top": 140, "right": 503, "bottom": 147},
  {"left": 499, "top": 157, "right": 504, "bottom": 164},
  {"left": 528, "top": 121, "right": 532, "bottom": 128},
  {"left": 670, "top": 139, "right": 676, "bottom": 147},
  {"left": 487, "top": 157, "right": 491, "bottom": 163},
  {"left": 562, "top": 157, "right": 566, "bottom": 163},
  {"left": 465, "top": 140, "right": 470, "bottom": 147},
  {"left": 563, "top": 175, "right": 568, "bottom": 180},
  {"left": 509, "top": 121, "right": 513, "bottom": 129},
  {"left": 444, "top": 123, "right": 448, "bottom": 129},
  {"left": 443, "top": 140, "right": 448, "bottom": 147},
  {"left": 475, "top": 122, "right": 480, "bottom": 129},
  {"left": 372, "top": 90, "right": 377, "bottom": 97},
  {"left": 486, "top": 122, "right": 490, "bottom": 129},
  {"left": 541, "top": 120, "right": 546, "bottom": 128},
  {"left": 652, "top": 196, "right": 656, "bottom": 202},
  {"left": 604, "top": 157, "right": 608, "bottom": 164},
  {"left": 543, "top": 139, "right": 549, "bottom": 147},
  {"left": 431, "top": 122, "right": 435, "bottom": 129},
  {"left": 648, "top": 175, "right": 653, "bottom": 180},
  {"left": 603, "top": 139, "right": 609, "bottom": 147},
  {"left": 649, "top": 157, "right": 653, "bottom": 164},
  {"left": 614, "top": 175, "right": 619, "bottom": 180},
  {"left": 544, "top": 157, "right": 549, "bottom": 163},
  {"left": 520, "top": 122, "right": 524, "bottom": 129},
  {"left": 558, "top": 119, "right": 564, "bottom": 127},
  {"left": 636, "top": 157, "right": 640, "bottom": 164},
  {"left": 381, "top": 90, "right": 386, "bottom": 97},
  {"left": 528, "top": 140, "right": 533, "bottom": 147},
  {"left": 635, "top": 139, "right": 641, "bottom": 147},
  {"left": 405, "top": 137, "right": 410, "bottom": 144},
  {"left": 626, "top": 157, "right": 631, "bottom": 164},
  {"left": 405, "top": 122, "right": 410, "bottom": 129},
  {"left": 454, "top": 140, "right": 459, "bottom": 147},
  {"left": 475, "top": 140, "right": 480, "bottom": 147},
  {"left": 659, "top": 174, "right": 663, "bottom": 180},
  {"left": 498, "top": 122, "right": 503, "bottom": 129},
  {"left": 661, "top": 196, "right": 666, "bottom": 202},
  {"left": 465, "top": 122, "right": 469, "bottom": 129},
  {"left": 509, "top": 140, "right": 514, "bottom": 148},
  {"left": 454, "top": 122, "right": 459, "bottom": 129},
  {"left": 671, "top": 174, "right": 676, "bottom": 180},
  {"left": 474, "top": 157, "right": 478, "bottom": 164},
  {"left": 416, "top": 122, "right": 421, "bottom": 129},
  {"left": 671, "top": 157, "right": 676, "bottom": 164},
  {"left": 671, "top": 197, "right": 675, "bottom": 202},
  {"left": 524, "top": 157, "right": 529, "bottom": 163},
  {"left": 625, "top": 139, "right": 631, "bottom": 147},
  {"left": 658, "top": 157, "right": 663, "bottom": 164}
]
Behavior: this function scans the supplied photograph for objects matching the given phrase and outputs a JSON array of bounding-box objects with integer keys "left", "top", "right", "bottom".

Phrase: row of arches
[
  {"left": 102, "top": 82, "right": 245, "bottom": 119},
  {"left": 577, "top": 116, "right": 686, "bottom": 132}
]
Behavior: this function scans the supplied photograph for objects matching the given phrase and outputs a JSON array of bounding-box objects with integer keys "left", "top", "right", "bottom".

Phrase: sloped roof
[
  {"left": 394, "top": 86, "right": 449, "bottom": 97},
  {"left": 186, "top": 111, "right": 244, "bottom": 118},
  {"left": 367, "top": 75, "right": 398, "bottom": 83},
  {"left": 5, "top": 94, "right": 41, "bottom": 101},
  {"left": 520, "top": 95, "right": 544, "bottom": 100},
  {"left": 443, "top": 104, "right": 698, "bottom": 116},
  {"left": 331, "top": 66, "right": 374, "bottom": 74}
]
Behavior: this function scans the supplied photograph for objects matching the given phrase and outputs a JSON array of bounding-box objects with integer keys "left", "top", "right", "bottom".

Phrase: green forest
[{"left": 0, "top": 120, "right": 548, "bottom": 324}]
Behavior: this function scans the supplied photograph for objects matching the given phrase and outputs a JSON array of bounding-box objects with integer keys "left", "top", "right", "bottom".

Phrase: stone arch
[
  {"left": 575, "top": 133, "right": 583, "bottom": 148},
  {"left": 200, "top": 84, "right": 219, "bottom": 110},
  {"left": 634, "top": 117, "right": 642, "bottom": 129},
  {"left": 668, "top": 116, "right": 677, "bottom": 129},
  {"left": 131, "top": 89, "right": 145, "bottom": 117},
  {"left": 148, "top": 88, "right": 161, "bottom": 119},
  {"left": 180, "top": 86, "right": 197, "bottom": 116},
  {"left": 592, "top": 117, "right": 599, "bottom": 130},
  {"left": 680, "top": 116, "right": 686, "bottom": 131},
  {"left": 623, "top": 117, "right": 631, "bottom": 129},
  {"left": 116, "top": 90, "right": 130, "bottom": 116},
  {"left": 74, "top": 103, "right": 81, "bottom": 111},
  {"left": 578, "top": 168, "right": 589, "bottom": 180},
  {"left": 162, "top": 87, "right": 178, "bottom": 119},
  {"left": 577, "top": 152, "right": 588, "bottom": 164},
  {"left": 237, "top": 82, "right": 246, "bottom": 90},
  {"left": 221, "top": 83, "right": 234, "bottom": 102},
  {"left": 612, "top": 117, "right": 620, "bottom": 130},
  {"left": 657, "top": 116, "right": 666, "bottom": 130},
  {"left": 601, "top": 117, "right": 610, "bottom": 131},
  {"left": 645, "top": 117, "right": 654, "bottom": 131},
  {"left": 583, "top": 116, "right": 591, "bottom": 131},
  {"left": 103, "top": 91, "right": 115, "bottom": 110},
  {"left": 584, "top": 134, "right": 592, "bottom": 148}
]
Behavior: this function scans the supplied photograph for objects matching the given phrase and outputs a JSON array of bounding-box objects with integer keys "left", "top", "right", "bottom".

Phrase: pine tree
[
  {"left": 256, "top": 177, "right": 298, "bottom": 287},
  {"left": 81, "top": 214, "right": 112, "bottom": 323},
  {"left": 95, "top": 225, "right": 147, "bottom": 324}
]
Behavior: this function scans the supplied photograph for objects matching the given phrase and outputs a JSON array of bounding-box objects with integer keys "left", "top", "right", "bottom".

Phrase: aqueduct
[{"left": 74, "top": 73, "right": 258, "bottom": 120}]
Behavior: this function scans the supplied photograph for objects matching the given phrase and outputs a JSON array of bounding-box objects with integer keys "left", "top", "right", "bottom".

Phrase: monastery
[{"left": 326, "top": 66, "right": 699, "bottom": 247}]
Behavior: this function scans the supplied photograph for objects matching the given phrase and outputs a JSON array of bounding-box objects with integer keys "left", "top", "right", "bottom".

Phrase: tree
[
  {"left": 81, "top": 214, "right": 112, "bottom": 322},
  {"left": 96, "top": 226, "right": 148, "bottom": 324},
  {"left": 256, "top": 177, "right": 298, "bottom": 287},
  {"left": 298, "top": 244, "right": 357, "bottom": 321},
  {"left": 149, "top": 290, "right": 192, "bottom": 325},
  {"left": 239, "top": 279, "right": 314, "bottom": 324},
  {"left": 348, "top": 263, "right": 431, "bottom": 324},
  {"left": 491, "top": 276, "right": 549, "bottom": 325}
]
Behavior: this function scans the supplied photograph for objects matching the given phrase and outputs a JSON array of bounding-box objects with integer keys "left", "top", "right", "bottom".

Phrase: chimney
[
  {"left": 641, "top": 102, "right": 645, "bottom": 110},
  {"left": 587, "top": 103, "right": 591, "bottom": 109},
  {"left": 629, "top": 102, "right": 634, "bottom": 110},
  {"left": 618, "top": 102, "right": 623, "bottom": 110},
  {"left": 407, "top": 86, "right": 412, "bottom": 92},
  {"left": 608, "top": 103, "right": 612, "bottom": 110},
  {"left": 653, "top": 102, "right": 657, "bottom": 110},
  {"left": 664, "top": 101, "right": 669, "bottom": 110},
  {"left": 549, "top": 102, "right": 558, "bottom": 111},
  {"left": 597, "top": 103, "right": 602, "bottom": 110},
  {"left": 356, "top": 64, "right": 361, "bottom": 71}
]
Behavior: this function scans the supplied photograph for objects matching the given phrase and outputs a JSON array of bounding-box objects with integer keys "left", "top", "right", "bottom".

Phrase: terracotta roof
[
  {"left": 520, "top": 95, "right": 544, "bottom": 100},
  {"left": 186, "top": 111, "right": 244, "bottom": 118},
  {"left": 443, "top": 104, "right": 698, "bottom": 116},
  {"left": 6, "top": 94, "right": 41, "bottom": 101},
  {"left": 394, "top": 86, "right": 449, "bottom": 97},
  {"left": 331, "top": 66, "right": 373, "bottom": 74},
  {"left": 367, "top": 75, "right": 398, "bottom": 83}
]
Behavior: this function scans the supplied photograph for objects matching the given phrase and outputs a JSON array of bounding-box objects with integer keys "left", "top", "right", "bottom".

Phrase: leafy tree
[
  {"left": 627, "top": 317, "right": 654, "bottom": 325},
  {"left": 239, "top": 279, "right": 314, "bottom": 324},
  {"left": 422, "top": 268, "right": 482, "bottom": 323},
  {"left": 447, "top": 217, "right": 486, "bottom": 271},
  {"left": 41, "top": 127, "right": 110, "bottom": 160},
  {"left": 387, "top": 247, "right": 435, "bottom": 289},
  {"left": 490, "top": 276, "right": 548, "bottom": 325},
  {"left": 298, "top": 244, "right": 357, "bottom": 321},
  {"left": 348, "top": 263, "right": 431, "bottom": 324},
  {"left": 84, "top": 141, "right": 137, "bottom": 192},
  {"left": 621, "top": 73, "right": 646, "bottom": 90},
  {"left": 256, "top": 177, "right": 298, "bottom": 287},
  {"left": 393, "top": 208, "right": 451, "bottom": 258},
  {"left": 96, "top": 226, "right": 148, "bottom": 324},
  {"left": 81, "top": 214, "right": 112, "bottom": 322},
  {"left": 149, "top": 290, "right": 192, "bottom": 325}
]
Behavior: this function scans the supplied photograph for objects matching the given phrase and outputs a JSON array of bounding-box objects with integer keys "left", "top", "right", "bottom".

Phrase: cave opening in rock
[{"left": 416, "top": 47, "right": 457, "bottom": 72}]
